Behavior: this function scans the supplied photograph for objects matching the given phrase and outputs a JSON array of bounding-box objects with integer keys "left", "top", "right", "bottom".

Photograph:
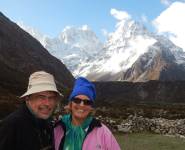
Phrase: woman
[{"left": 54, "top": 77, "right": 121, "bottom": 150}]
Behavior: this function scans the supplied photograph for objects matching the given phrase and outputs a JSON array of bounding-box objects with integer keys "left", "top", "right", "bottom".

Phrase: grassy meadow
[{"left": 115, "top": 133, "right": 185, "bottom": 150}]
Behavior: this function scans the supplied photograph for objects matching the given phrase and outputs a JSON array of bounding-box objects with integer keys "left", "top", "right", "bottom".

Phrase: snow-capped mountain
[
  {"left": 19, "top": 19, "right": 185, "bottom": 82},
  {"left": 89, "top": 19, "right": 185, "bottom": 81},
  {"left": 84, "top": 20, "right": 157, "bottom": 80},
  {"left": 81, "top": 19, "right": 185, "bottom": 81},
  {"left": 18, "top": 23, "right": 103, "bottom": 76},
  {"left": 122, "top": 35, "right": 185, "bottom": 82}
]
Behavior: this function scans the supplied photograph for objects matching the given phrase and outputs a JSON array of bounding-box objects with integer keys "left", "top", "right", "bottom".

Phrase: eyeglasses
[
  {"left": 31, "top": 94, "right": 58, "bottom": 101},
  {"left": 72, "top": 98, "right": 94, "bottom": 106}
]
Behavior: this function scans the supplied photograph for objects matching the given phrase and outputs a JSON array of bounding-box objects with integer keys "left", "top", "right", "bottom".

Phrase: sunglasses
[{"left": 72, "top": 98, "right": 94, "bottom": 106}]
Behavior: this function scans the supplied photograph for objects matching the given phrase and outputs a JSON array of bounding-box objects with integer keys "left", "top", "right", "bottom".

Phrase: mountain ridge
[{"left": 19, "top": 13, "right": 185, "bottom": 82}]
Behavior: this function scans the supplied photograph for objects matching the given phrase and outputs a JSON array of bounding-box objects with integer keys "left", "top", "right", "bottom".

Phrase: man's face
[{"left": 26, "top": 91, "right": 59, "bottom": 119}]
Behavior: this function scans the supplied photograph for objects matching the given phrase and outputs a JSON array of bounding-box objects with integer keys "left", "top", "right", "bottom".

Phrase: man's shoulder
[
  {"left": 2, "top": 106, "right": 29, "bottom": 126},
  {"left": 2, "top": 111, "right": 23, "bottom": 125}
]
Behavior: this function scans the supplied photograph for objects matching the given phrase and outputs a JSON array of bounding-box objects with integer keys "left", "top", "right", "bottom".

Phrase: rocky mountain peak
[{"left": 17, "top": 14, "right": 185, "bottom": 82}]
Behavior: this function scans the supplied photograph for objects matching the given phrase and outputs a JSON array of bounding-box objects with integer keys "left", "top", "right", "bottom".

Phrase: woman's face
[{"left": 71, "top": 95, "right": 93, "bottom": 125}]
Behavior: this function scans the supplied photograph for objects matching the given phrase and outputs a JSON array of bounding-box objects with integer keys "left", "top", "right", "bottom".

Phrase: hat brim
[{"left": 20, "top": 84, "right": 63, "bottom": 98}]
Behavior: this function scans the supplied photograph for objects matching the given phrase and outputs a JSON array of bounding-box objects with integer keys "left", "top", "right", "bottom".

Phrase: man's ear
[{"left": 24, "top": 96, "right": 31, "bottom": 103}]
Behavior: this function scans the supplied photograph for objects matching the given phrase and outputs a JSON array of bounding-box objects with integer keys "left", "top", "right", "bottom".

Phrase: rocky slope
[
  {"left": 0, "top": 12, "right": 74, "bottom": 117},
  {"left": 94, "top": 80, "right": 185, "bottom": 106},
  {"left": 121, "top": 35, "right": 185, "bottom": 81}
]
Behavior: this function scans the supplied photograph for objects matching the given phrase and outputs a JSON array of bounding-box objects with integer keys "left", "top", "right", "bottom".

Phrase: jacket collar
[{"left": 86, "top": 118, "right": 102, "bottom": 135}]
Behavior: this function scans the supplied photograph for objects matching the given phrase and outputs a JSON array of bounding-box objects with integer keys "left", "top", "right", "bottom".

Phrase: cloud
[
  {"left": 110, "top": 8, "right": 131, "bottom": 21},
  {"left": 160, "top": 0, "right": 171, "bottom": 6},
  {"left": 141, "top": 14, "right": 148, "bottom": 23},
  {"left": 153, "top": 2, "right": 185, "bottom": 50},
  {"left": 101, "top": 28, "right": 109, "bottom": 37},
  {"left": 81, "top": 25, "right": 90, "bottom": 31}
]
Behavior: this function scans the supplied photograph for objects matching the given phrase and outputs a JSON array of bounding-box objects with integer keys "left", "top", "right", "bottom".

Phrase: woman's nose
[{"left": 79, "top": 101, "right": 84, "bottom": 106}]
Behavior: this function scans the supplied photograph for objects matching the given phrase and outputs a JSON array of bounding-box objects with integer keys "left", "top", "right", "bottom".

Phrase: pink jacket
[{"left": 54, "top": 119, "right": 121, "bottom": 150}]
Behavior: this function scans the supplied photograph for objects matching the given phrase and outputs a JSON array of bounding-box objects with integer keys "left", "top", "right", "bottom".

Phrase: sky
[{"left": 0, "top": 0, "right": 185, "bottom": 49}]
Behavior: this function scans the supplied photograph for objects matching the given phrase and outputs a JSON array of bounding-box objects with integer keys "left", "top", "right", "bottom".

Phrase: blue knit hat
[{"left": 69, "top": 77, "right": 96, "bottom": 102}]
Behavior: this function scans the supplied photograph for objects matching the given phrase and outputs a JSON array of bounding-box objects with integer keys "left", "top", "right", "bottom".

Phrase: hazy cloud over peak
[
  {"left": 110, "top": 8, "right": 131, "bottom": 21},
  {"left": 153, "top": 2, "right": 185, "bottom": 50},
  {"left": 160, "top": 0, "right": 171, "bottom": 6},
  {"left": 141, "top": 14, "right": 148, "bottom": 23}
]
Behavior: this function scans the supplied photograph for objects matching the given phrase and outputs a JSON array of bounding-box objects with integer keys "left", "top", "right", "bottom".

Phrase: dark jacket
[{"left": 0, "top": 104, "right": 53, "bottom": 150}]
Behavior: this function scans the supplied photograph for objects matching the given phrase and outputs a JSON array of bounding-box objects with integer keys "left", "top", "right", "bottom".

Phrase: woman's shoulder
[{"left": 90, "top": 118, "right": 113, "bottom": 135}]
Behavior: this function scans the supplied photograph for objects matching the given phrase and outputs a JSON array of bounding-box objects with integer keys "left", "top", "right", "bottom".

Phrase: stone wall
[{"left": 97, "top": 115, "right": 185, "bottom": 138}]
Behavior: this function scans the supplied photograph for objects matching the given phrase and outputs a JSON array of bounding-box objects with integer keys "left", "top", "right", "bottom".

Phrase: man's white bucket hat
[{"left": 20, "top": 71, "right": 63, "bottom": 98}]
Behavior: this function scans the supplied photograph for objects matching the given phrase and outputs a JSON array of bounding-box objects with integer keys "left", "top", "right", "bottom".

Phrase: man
[{"left": 0, "top": 71, "right": 62, "bottom": 150}]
